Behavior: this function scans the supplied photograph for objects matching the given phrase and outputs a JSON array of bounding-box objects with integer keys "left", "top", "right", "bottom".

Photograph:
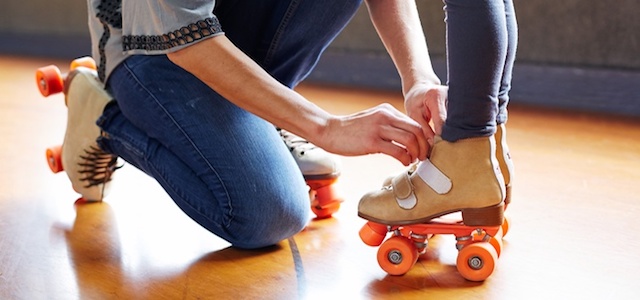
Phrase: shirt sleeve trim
[{"left": 122, "top": 17, "right": 223, "bottom": 52}]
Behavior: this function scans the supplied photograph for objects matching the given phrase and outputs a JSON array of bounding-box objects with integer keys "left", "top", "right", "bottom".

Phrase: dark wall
[
  {"left": 328, "top": 1, "right": 640, "bottom": 70},
  {"left": 312, "top": 1, "right": 640, "bottom": 117},
  {"left": 2, "top": 0, "right": 639, "bottom": 116}
]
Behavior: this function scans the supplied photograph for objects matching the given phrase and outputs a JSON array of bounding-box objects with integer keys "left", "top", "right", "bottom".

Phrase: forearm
[
  {"left": 167, "top": 35, "right": 331, "bottom": 145},
  {"left": 365, "top": 0, "right": 441, "bottom": 95}
]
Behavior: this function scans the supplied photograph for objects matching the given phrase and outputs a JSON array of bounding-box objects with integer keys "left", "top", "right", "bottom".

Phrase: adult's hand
[
  {"left": 404, "top": 83, "right": 448, "bottom": 148},
  {"left": 317, "top": 103, "right": 429, "bottom": 166}
]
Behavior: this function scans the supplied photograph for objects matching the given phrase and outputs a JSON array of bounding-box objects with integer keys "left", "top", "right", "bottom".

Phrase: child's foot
[
  {"left": 62, "top": 67, "right": 118, "bottom": 201},
  {"left": 358, "top": 136, "right": 505, "bottom": 226},
  {"left": 278, "top": 128, "right": 341, "bottom": 181}
]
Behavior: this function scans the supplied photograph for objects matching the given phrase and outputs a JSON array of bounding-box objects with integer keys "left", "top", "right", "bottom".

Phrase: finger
[
  {"left": 376, "top": 104, "right": 429, "bottom": 160},
  {"left": 378, "top": 125, "right": 420, "bottom": 162},
  {"left": 410, "top": 110, "right": 435, "bottom": 141},
  {"left": 375, "top": 139, "right": 413, "bottom": 166},
  {"left": 427, "top": 87, "right": 448, "bottom": 136},
  {"left": 407, "top": 110, "right": 432, "bottom": 159},
  {"left": 427, "top": 100, "right": 446, "bottom": 136},
  {"left": 432, "top": 116, "right": 445, "bottom": 137}
]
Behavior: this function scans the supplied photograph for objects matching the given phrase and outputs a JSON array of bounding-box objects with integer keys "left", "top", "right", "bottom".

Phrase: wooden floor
[{"left": 2, "top": 55, "right": 640, "bottom": 299}]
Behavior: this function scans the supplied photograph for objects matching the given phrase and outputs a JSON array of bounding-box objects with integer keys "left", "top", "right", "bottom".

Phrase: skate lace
[
  {"left": 78, "top": 145, "right": 122, "bottom": 188},
  {"left": 277, "top": 128, "right": 316, "bottom": 156}
]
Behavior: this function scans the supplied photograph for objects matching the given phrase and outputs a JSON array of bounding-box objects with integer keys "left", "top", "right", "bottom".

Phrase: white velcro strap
[
  {"left": 415, "top": 159, "right": 452, "bottom": 194},
  {"left": 392, "top": 172, "right": 417, "bottom": 209}
]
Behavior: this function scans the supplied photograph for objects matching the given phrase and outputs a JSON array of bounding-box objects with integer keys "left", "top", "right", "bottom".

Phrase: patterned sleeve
[{"left": 121, "top": 0, "right": 224, "bottom": 54}]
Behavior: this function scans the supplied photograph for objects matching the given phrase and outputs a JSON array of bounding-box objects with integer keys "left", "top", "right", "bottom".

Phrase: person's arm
[
  {"left": 167, "top": 35, "right": 428, "bottom": 165},
  {"left": 365, "top": 0, "right": 447, "bottom": 143}
]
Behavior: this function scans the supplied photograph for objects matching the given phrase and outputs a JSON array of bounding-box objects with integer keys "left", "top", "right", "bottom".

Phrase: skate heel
[{"left": 461, "top": 202, "right": 504, "bottom": 227}]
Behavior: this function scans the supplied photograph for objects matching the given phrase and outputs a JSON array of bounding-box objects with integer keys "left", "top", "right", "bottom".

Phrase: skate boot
[
  {"left": 382, "top": 124, "right": 514, "bottom": 207},
  {"left": 495, "top": 123, "right": 514, "bottom": 207},
  {"left": 278, "top": 128, "right": 343, "bottom": 218},
  {"left": 37, "top": 60, "right": 118, "bottom": 201},
  {"left": 358, "top": 136, "right": 505, "bottom": 226}
]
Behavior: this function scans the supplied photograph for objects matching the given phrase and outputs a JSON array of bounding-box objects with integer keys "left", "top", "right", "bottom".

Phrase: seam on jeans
[
  {"left": 263, "top": 0, "right": 300, "bottom": 69},
  {"left": 121, "top": 60, "right": 235, "bottom": 228}
]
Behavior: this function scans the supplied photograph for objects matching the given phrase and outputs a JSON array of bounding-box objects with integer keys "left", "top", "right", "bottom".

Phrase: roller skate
[
  {"left": 358, "top": 136, "right": 508, "bottom": 281},
  {"left": 36, "top": 57, "right": 119, "bottom": 202},
  {"left": 379, "top": 124, "right": 514, "bottom": 231},
  {"left": 278, "top": 128, "right": 343, "bottom": 219}
]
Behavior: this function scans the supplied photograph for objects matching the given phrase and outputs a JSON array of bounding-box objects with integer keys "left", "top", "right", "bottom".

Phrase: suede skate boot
[
  {"left": 278, "top": 128, "right": 341, "bottom": 180},
  {"left": 62, "top": 67, "right": 118, "bottom": 201},
  {"left": 358, "top": 136, "right": 506, "bottom": 226},
  {"left": 382, "top": 125, "right": 514, "bottom": 205},
  {"left": 495, "top": 123, "right": 514, "bottom": 206}
]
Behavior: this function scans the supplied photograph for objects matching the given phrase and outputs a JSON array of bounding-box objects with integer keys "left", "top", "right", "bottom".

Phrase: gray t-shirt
[{"left": 88, "top": 0, "right": 225, "bottom": 83}]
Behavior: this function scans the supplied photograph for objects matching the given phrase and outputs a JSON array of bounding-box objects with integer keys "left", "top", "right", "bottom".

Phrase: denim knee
[{"left": 227, "top": 197, "right": 310, "bottom": 249}]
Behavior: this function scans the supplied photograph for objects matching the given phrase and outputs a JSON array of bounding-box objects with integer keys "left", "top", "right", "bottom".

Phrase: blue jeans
[
  {"left": 97, "top": 0, "right": 362, "bottom": 249},
  {"left": 441, "top": 0, "right": 518, "bottom": 141}
]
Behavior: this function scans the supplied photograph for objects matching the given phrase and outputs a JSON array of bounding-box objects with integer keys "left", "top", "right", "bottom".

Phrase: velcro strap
[
  {"left": 392, "top": 172, "right": 417, "bottom": 209},
  {"left": 415, "top": 159, "right": 452, "bottom": 194}
]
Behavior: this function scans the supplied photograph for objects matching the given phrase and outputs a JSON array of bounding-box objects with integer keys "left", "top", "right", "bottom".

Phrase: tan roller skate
[
  {"left": 357, "top": 136, "right": 507, "bottom": 281},
  {"left": 36, "top": 57, "right": 119, "bottom": 202},
  {"left": 278, "top": 128, "right": 343, "bottom": 218}
]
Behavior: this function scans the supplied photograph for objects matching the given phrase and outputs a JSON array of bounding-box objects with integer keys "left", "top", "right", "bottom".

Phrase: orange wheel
[
  {"left": 359, "top": 222, "right": 387, "bottom": 246},
  {"left": 501, "top": 216, "right": 510, "bottom": 237},
  {"left": 70, "top": 56, "right": 97, "bottom": 71},
  {"left": 46, "top": 145, "right": 64, "bottom": 173},
  {"left": 35, "top": 65, "right": 64, "bottom": 97},
  {"left": 376, "top": 236, "right": 418, "bottom": 276},
  {"left": 456, "top": 242, "right": 498, "bottom": 282},
  {"left": 488, "top": 234, "right": 503, "bottom": 258},
  {"left": 310, "top": 185, "right": 341, "bottom": 218}
]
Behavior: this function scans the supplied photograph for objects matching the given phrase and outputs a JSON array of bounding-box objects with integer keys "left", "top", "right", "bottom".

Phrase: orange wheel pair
[
  {"left": 35, "top": 57, "right": 96, "bottom": 97},
  {"left": 309, "top": 184, "right": 341, "bottom": 219}
]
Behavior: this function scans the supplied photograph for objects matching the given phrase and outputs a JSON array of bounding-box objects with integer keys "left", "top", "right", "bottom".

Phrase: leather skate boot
[
  {"left": 277, "top": 128, "right": 341, "bottom": 180},
  {"left": 358, "top": 136, "right": 506, "bottom": 226},
  {"left": 495, "top": 123, "right": 514, "bottom": 206},
  {"left": 62, "top": 67, "right": 118, "bottom": 201}
]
